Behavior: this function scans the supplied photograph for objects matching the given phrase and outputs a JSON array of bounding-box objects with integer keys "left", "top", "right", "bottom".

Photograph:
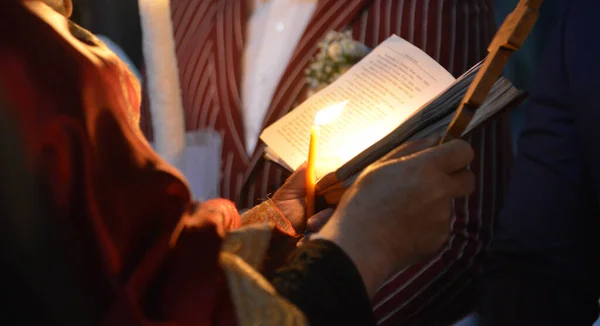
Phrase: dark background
[{"left": 71, "top": 0, "right": 144, "bottom": 71}]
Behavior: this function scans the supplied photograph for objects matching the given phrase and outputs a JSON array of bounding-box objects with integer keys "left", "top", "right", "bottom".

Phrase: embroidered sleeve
[
  {"left": 220, "top": 224, "right": 307, "bottom": 326},
  {"left": 240, "top": 200, "right": 296, "bottom": 236},
  {"left": 271, "top": 239, "right": 376, "bottom": 326}
]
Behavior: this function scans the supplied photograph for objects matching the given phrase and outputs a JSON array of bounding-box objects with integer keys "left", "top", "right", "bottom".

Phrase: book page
[{"left": 260, "top": 35, "right": 455, "bottom": 177}]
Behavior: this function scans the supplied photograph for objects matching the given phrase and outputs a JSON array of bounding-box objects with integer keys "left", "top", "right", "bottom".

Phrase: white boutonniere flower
[{"left": 305, "top": 30, "right": 370, "bottom": 94}]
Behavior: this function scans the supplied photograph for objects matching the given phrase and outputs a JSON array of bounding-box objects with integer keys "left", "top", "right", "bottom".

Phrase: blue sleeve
[{"left": 479, "top": 1, "right": 600, "bottom": 324}]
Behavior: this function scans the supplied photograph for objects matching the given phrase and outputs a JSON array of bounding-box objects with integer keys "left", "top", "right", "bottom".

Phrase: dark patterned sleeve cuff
[{"left": 271, "top": 239, "right": 376, "bottom": 326}]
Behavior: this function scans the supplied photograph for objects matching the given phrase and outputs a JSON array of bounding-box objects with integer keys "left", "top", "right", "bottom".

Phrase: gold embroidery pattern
[
  {"left": 222, "top": 224, "right": 272, "bottom": 270},
  {"left": 220, "top": 251, "right": 307, "bottom": 326},
  {"left": 240, "top": 200, "right": 295, "bottom": 235}
]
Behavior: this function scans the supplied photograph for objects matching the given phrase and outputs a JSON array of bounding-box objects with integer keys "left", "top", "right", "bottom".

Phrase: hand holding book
[
  {"left": 261, "top": 34, "right": 525, "bottom": 205},
  {"left": 314, "top": 139, "right": 475, "bottom": 296}
]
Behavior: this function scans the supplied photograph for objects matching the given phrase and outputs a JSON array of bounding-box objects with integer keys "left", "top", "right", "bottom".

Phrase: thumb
[
  {"left": 290, "top": 162, "right": 308, "bottom": 181},
  {"left": 307, "top": 208, "right": 335, "bottom": 232},
  {"left": 380, "top": 137, "right": 439, "bottom": 162},
  {"left": 279, "top": 163, "right": 307, "bottom": 194},
  {"left": 411, "top": 139, "right": 474, "bottom": 173}
]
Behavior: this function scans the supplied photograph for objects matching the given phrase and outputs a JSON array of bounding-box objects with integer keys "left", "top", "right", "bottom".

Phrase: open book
[{"left": 261, "top": 35, "right": 524, "bottom": 189}]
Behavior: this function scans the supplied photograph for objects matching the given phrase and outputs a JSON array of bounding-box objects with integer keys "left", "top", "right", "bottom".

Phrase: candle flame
[{"left": 314, "top": 100, "right": 348, "bottom": 126}]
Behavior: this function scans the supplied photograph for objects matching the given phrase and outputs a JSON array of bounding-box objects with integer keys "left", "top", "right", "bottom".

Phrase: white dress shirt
[
  {"left": 242, "top": 0, "right": 317, "bottom": 155},
  {"left": 177, "top": 0, "right": 316, "bottom": 201}
]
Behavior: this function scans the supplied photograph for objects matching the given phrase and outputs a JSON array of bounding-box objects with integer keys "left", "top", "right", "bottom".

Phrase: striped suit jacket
[{"left": 144, "top": 0, "right": 513, "bottom": 324}]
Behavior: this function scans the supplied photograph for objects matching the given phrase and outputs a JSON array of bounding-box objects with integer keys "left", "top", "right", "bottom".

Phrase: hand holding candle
[{"left": 306, "top": 101, "right": 348, "bottom": 219}]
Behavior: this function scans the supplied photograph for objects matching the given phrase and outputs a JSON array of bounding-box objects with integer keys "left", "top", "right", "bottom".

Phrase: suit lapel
[
  {"left": 243, "top": 0, "right": 367, "bottom": 182},
  {"left": 212, "top": 0, "right": 247, "bottom": 159},
  {"left": 170, "top": 0, "right": 253, "bottom": 199},
  {"left": 172, "top": 0, "right": 248, "bottom": 157}
]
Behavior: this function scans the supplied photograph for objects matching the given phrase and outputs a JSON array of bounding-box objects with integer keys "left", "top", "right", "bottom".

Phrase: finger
[
  {"left": 297, "top": 236, "right": 307, "bottom": 247},
  {"left": 274, "top": 163, "right": 308, "bottom": 199},
  {"left": 441, "top": 199, "right": 453, "bottom": 235},
  {"left": 426, "top": 199, "right": 453, "bottom": 249},
  {"left": 286, "top": 162, "right": 307, "bottom": 185},
  {"left": 380, "top": 137, "right": 439, "bottom": 162},
  {"left": 307, "top": 208, "right": 335, "bottom": 232},
  {"left": 448, "top": 169, "right": 476, "bottom": 197},
  {"left": 413, "top": 139, "right": 474, "bottom": 173}
]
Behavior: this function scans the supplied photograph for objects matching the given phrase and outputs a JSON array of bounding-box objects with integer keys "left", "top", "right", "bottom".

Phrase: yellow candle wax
[
  {"left": 305, "top": 100, "right": 348, "bottom": 219},
  {"left": 306, "top": 124, "right": 319, "bottom": 219}
]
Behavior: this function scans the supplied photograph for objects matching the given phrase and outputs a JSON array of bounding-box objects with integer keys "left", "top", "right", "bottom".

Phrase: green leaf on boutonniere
[{"left": 305, "top": 29, "right": 371, "bottom": 93}]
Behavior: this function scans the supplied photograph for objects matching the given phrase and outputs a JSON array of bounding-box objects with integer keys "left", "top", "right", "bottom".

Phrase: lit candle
[
  {"left": 306, "top": 124, "right": 319, "bottom": 218},
  {"left": 305, "top": 101, "right": 349, "bottom": 219}
]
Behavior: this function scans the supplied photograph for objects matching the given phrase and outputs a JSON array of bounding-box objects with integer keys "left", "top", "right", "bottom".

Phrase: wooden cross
[{"left": 440, "top": 0, "right": 544, "bottom": 143}]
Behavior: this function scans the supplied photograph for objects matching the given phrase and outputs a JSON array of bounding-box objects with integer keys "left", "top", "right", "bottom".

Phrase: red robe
[{"left": 0, "top": 2, "right": 298, "bottom": 325}]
